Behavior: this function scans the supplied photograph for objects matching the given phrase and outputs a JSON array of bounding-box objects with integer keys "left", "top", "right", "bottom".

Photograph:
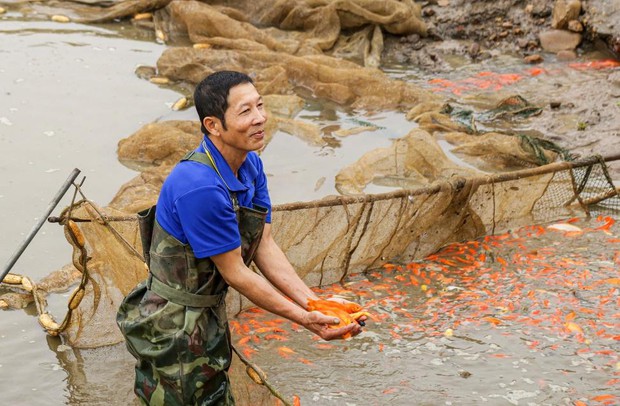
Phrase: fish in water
[
  {"left": 547, "top": 223, "right": 583, "bottom": 232},
  {"left": 307, "top": 299, "right": 370, "bottom": 338}
]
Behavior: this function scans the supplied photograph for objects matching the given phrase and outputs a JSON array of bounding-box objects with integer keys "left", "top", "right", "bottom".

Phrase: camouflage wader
[{"left": 117, "top": 151, "right": 268, "bottom": 405}]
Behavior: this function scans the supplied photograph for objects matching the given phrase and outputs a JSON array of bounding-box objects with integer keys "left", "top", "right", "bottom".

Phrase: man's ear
[{"left": 204, "top": 116, "right": 219, "bottom": 136}]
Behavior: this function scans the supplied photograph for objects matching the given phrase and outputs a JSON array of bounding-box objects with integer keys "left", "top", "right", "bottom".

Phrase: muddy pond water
[{"left": 0, "top": 13, "right": 619, "bottom": 406}]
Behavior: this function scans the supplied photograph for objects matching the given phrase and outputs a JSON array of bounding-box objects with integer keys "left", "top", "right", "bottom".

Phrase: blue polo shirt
[{"left": 155, "top": 135, "right": 272, "bottom": 259}]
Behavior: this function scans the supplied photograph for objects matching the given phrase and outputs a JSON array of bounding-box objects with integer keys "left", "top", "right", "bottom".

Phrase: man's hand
[{"left": 301, "top": 310, "right": 362, "bottom": 341}]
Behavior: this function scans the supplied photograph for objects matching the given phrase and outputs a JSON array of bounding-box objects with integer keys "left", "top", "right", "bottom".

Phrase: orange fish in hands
[{"left": 307, "top": 299, "right": 370, "bottom": 338}]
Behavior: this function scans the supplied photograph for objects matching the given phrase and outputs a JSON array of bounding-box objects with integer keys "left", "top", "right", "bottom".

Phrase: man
[{"left": 117, "top": 71, "right": 362, "bottom": 405}]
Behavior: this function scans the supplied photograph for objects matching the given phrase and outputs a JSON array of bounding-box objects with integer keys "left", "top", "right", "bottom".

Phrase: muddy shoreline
[{"left": 382, "top": 0, "right": 620, "bottom": 177}]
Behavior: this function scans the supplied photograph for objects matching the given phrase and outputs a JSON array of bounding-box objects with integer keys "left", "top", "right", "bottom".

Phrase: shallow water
[
  {"left": 232, "top": 217, "right": 620, "bottom": 405},
  {"left": 1, "top": 11, "right": 619, "bottom": 406},
  {"left": 0, "top": 16, "right": 176, "bottom": 405}
]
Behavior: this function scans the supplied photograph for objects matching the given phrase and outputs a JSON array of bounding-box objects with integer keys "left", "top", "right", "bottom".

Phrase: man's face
[{"left": 218, "top": 82, "right": 268, "bottom": 153}]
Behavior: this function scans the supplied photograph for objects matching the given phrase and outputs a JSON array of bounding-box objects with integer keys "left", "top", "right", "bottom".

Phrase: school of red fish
[
  {"left": 231, "top": 215, "right": 619, "bottom": 405},
  {"left": 427, "top": 59, "right": 620, "bottom": 95}
]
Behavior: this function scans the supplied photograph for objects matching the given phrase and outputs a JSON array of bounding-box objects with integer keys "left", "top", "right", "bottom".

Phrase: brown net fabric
[
  {"left": 3, "top": 1, "right": 620, "bottom": 404},
  {"left": 4, "top": 155, "right": 617, "bottom": 343},
  {"left": 154, "top": 46, "right": 439, "bottom": 110},
  {"left": 30, "top": 0, "right": 425, "bottom": 69},
  {"left": 58, "top": 202, "right": 145, "bottom": 348},
  {"left": 4, "top": 155, "right": 618, "bottom": 405}
]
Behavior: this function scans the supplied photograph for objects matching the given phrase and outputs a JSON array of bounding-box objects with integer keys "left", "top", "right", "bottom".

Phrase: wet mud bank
[
  {"left": 383, "top": 0, "right": 620, "bottom": 177},
  {"left": 2, "top": 0, "right": 618, "bottom": 193},
  {"left": 385, "top": 0, "right": 619, "bottom": 64}
]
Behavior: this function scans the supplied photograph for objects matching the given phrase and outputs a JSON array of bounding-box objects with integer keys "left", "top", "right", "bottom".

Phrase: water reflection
[
  {"left": 47, "top": 336, "right": 138, "bottom": 405},
  {"left": 0, "top": 18, "right": 176, "bottom": 406}
]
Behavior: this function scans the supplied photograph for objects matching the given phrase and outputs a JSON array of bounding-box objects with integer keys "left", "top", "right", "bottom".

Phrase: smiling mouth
[{"left": 251, "top": 130, "right": 265, "bottom": 139}]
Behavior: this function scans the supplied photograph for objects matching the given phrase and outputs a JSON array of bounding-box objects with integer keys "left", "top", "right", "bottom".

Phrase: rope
[
  {"left": 231, "top": 344, "right": 294, "bottom": 406},
  {"left": 72, "top": 187, "right": 145, "bottom": 262},
  {"left": 40, "top": 154, "right": 620, "bottom": 221},
  {"left": 1, "top": 181, "right": 143, "bottom": 336},
  {"left": 274, "top": 153, "right": 620, "bottom": 212}
]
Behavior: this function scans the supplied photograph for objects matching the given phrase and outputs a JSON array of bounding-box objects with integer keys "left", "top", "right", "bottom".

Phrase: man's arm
[
  {"left": 252, "top": 224, "right": 318, "bottom": 309},
  {"left": 211, "top": 246, "right": 360, "bottom": 340}
]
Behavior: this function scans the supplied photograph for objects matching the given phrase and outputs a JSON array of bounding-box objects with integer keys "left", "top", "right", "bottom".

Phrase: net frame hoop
[{"left": 48, "top": 153, "right": 620, "bottom": 224}]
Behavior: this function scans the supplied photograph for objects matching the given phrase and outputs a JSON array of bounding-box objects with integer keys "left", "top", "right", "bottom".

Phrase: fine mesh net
[
  {"left": 3, "top": 154, "right": 618, "bottom": 344},
  {"left": 3, "top": 154, "right": 617, "bottom": 404},
  {"left": 2, "top": 1, "right": 620, "bottom": 404},
  {"left": 56, "top": 201, "right": 146, "bottom": 348}
]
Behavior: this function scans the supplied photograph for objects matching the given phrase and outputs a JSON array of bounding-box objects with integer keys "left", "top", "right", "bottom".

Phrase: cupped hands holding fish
[{"left": 302, "top": 297, "right": 370, "bottom": 340}]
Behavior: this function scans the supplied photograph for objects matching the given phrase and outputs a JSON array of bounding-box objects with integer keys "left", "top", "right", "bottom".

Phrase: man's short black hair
[{"left": 194, "top": 71, "right": 254, "bottom": 134}]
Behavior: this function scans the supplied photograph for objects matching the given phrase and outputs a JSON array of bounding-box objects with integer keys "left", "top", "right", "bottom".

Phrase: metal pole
[{"left": 1, "top": 168, "right": 81, "bottom": 282}]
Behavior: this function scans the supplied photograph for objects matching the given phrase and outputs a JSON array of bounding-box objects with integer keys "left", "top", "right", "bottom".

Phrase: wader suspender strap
[
  {"left": 143, "top": 148, "right": 239, "bottom": 307},
  {"left": 182, "top": 148, "right": 240, "bottom": 211}
]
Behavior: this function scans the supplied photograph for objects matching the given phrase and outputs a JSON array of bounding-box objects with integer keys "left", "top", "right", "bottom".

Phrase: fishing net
[
  {"left": 5, "top": 155, "right": 615, "bottom": 336},
  {"left": 2, "top": 154, "right": 619, "bottom": 400},
  {"left": 30, "top": 0, "right": 426, "bottom": 69},
  {"left": 3, "top": 0, "right": 620, "bottom": 404}
]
